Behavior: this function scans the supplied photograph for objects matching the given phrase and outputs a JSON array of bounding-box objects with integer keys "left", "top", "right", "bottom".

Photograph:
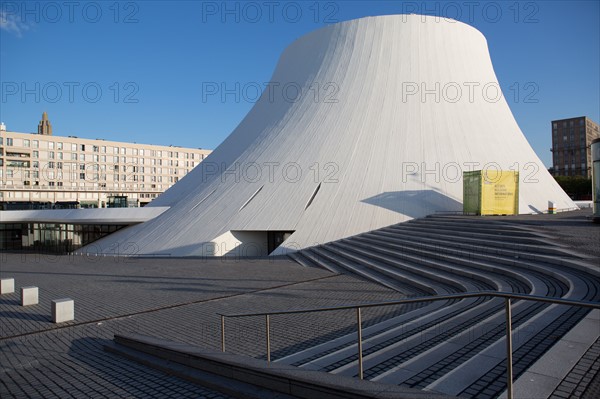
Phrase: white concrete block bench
[
  {"left": 1, "top": 278, "right": 15, "bottom": 294},
  {"left": 52, "top": 298, "right": 74, "bottom": 323},
  {"left": 21, "top": 286, "right": 39, "bottom": 306}
]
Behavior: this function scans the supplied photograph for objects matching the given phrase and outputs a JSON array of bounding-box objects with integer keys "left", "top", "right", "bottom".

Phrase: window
[
  {"left": 57, "top": 142, "right": 63, "bottom": 150},
  {"left": 57, "top": 162, "right": 63, "bottom": 169},
  {"left": 139, "top": 149, "right": 144, "bottom": 156},
  {"left": 33, "top": 140, "right": 39, "bottom": 148},
  {"left": 71, "top": 143, "right": 77, "bottom": 151},
  {"left": 101, "top": 146, "right": 106, "bottom": 153},
  {"left": 7, "top": 138, "right": 13, "bottom": 146},
  {"left": 121, "top": 147, "right": 126, "bottom": 154},
  {"left": 33, "top": 161, "right": 39, "bottom": 168},
  {"left": 48, "top": 162, "right": 55, "bottom": 169},
  {"left": 79, "top": 154, "right": 85, "bottom": 161},
  {"left": 80, "top": 164, "right": 85, "bottom": 170},
  {"left": 80, "top": 144, "right": 85, "bottom": 151},
  {"left": 71, "top": 153, "right": 77, "bottom": 160},
  {"left": 23, "top": 139, "right": 30, "bottom": 147},
  {"left": 49, "top": 181, "right": 55, "bottom": 187},
  {"left": 113, "top": 156, "right": 119, "bottom": 163},
  {"left": 49, "top": 142, "right": 54, "bottom": 149},
  {"left": 80, "top": 173, "right": 86, "bottom": 180},
  {"left": 33, "top": 151, "right": 39, "bottom": 158},
  {"left": 49, "top": 151, "right": 55, "bottom": 159}
]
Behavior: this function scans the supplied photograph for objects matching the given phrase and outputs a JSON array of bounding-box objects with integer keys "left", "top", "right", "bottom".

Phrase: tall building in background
[
  {"left": 551, "top": 116, "right": 600, "bottom": 178},
  {"left": 0, "top": 113, "right": 212, "bottom": 210},
  {"left": 37, "top": 112, "right": 52, "bottom": 135}
]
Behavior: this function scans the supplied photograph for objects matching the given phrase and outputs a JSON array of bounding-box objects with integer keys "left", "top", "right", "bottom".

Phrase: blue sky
[{"left": 1, "top": 0, "right": 598, "bottom": 166}]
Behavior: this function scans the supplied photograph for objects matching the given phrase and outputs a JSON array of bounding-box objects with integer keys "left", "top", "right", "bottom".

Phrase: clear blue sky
[{"left": 1, "top": 1, "right": 598, "bottom": 166}]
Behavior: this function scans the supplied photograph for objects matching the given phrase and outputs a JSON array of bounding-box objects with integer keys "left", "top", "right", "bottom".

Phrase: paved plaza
[
  {"left": 1, "top": 210, "right": 599, "bottom": 398},
  {"left": 0, "top": 254, "right": 411, "bottom": 398}
]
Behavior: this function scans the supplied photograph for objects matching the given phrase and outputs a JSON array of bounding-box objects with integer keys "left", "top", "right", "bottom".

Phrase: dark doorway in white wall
[{"left": 267, "top": 231, "right": 294, "bottom": 254}]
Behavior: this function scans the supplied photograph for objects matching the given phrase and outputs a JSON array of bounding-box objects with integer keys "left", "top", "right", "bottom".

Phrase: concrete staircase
[{"left": 285, "top": 215, "right": 600, "bottom": 398}]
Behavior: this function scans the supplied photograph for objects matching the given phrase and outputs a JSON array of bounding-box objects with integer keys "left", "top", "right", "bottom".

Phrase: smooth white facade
[
  {"left": 88, "top": 15, "right": 576, "bottom": 257},
  {"left": 0, "top": 207, "right": 169, "bottom": 224}
]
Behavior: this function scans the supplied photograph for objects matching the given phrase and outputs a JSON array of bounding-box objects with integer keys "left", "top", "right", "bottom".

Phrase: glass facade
[{"left": 0, "top": 223, "right": 125, "bottom": 254}]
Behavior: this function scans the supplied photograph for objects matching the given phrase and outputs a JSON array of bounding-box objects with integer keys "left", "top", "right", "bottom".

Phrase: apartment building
[
  {"left": 551, "top": 116, "right": 600, "bottom": 178},
  {"left": 0, "top": 113, "right": 212, "bottom": 209}
]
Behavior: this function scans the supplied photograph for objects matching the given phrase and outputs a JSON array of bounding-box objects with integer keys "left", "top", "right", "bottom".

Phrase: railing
[{"left": 218, "top": 291, "right": 600, "bottom": 399}]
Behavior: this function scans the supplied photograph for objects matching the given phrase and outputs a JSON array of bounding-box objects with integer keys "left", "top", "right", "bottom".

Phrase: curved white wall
[{"left": 87, "top": 15, "right": 575, "bottom": 256}]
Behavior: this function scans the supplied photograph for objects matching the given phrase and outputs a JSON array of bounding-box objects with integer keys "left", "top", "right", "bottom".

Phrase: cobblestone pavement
[
  {"left": 549, "top": 338, "right": 600, "bottom": 399},
  {"left": 1, "top": 209, "right": 598, "bottom": 398},
  {"left": 0, "top": 253, "right": 407, "bottom": 398}
]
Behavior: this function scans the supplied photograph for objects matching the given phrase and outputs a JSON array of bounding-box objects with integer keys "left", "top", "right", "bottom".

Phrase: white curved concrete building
[{"left": 87, "top": 14, "right": 575, "bottom": 257}]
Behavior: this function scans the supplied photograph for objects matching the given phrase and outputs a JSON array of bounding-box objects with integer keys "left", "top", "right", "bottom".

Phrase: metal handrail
[{"left": 218, "top": 291, "right": 600, "bottom": 399}]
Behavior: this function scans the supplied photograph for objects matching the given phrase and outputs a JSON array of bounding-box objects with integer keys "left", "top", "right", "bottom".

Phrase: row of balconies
[{"left": 0, "top": 184, "right": 168, "bottom": 192}]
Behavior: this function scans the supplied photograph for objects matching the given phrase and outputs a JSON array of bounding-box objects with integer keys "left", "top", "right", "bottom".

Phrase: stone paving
[
  {"left": 0, "top": 253, "right": 408, "bottom": 398},
  {"left": 1, "top": 209, "right": 599, "bottom": 398},
  {"left": 549, "top": 338, "right": 600, "bottom": 399}
]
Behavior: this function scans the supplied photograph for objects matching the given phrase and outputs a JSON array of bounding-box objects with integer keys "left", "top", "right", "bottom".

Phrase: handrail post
[
  {"left": 266, "top": 314, "right": 271, "bottom": 363},
  {"left": 221, "top": 315, "right": 225, "bottom": 352},
  {"left": 357, "top": 307, "right": 363, "bottom": 379},
  {"left": 505, "top": 298, "right": 513, "bottom": 399}
]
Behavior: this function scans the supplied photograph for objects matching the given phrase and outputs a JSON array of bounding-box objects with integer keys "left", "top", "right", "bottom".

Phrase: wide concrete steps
[
  {"left": 106, "top": 333, "right": 453, "bottom": 399},
  {"left": 286, "top": 215, "right": 600, "bottom": 399}
]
